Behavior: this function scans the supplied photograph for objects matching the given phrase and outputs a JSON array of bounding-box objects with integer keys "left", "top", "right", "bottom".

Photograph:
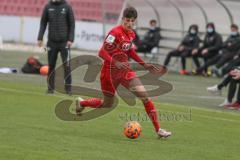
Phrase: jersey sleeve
[
  {"left": 98, "top": 30, "right": 118, "bottom": 63},
  {"left": 128, "top": 31, "right": 145, "bottom": 65},
  {"left": 129, "top": 48, "right": 146, "bottom": 66}
]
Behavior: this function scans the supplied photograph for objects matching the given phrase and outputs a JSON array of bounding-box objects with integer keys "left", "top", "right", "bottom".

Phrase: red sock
[
  {"left": 144, "top": 100, "right": 160, "bottom": 132},
  {"left": 80, "top": 98, "right": 103, "bottom": 108}
]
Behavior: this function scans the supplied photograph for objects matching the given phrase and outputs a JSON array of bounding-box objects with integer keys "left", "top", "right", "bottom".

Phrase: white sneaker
[
  {"left": 157, "top": 128, "right": 172, "bottom": 138},
  {"left": 75, "top": 97, "right": 85, "bottom": 115},
  {"left": 207, "top": 85, "right": 221, "bottom": 95},
  {"left": 218, "top": 99, "right": 231, "bottom": 107}
]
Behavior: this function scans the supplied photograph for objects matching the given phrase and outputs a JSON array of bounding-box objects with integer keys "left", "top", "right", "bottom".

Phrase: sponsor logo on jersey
[
  {"left": 121, "top": 42, "right": 132, "bottom": 51},
  {"left": 106, "top": 35, "right": 115, "bottom": 44}
]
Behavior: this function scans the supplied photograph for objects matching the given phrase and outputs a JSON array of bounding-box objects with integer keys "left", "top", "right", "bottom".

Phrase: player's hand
[
  {"left": 66, "top": 41, "right": 73, "bottom": 48},
  {"left": 178, "top": 45, "right": 185, "bottom": 52},
  {"left": 115, "top": 61, "right": 129, "bottom": 70},
  {"left": 192, "top": 49, "right": 198, "bottom": 55},
  {"left": 143, "top": 63, "right": 167, "bottom": 75},
  {"left": 202, "top": 49, "right": 208, "bottom": 55},
  {"left": 233, "top": 74, "right": 240, "bottom": 80},
  {"left": 143, "top": 63, "right": 154, "bottom": 70},
  {"left": 37, "top": 40, "right": 43, "bottom": 47},
  {"left": 230, "top": 69, "right": 240, "bottom": 80}
]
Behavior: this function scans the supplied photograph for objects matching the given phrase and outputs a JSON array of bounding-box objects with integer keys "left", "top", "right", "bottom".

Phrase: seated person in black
[
  {"left": 164, "top": 24, "right": 201, "bottom": 75},
  {"left": 136, "top": 19, "right": 161, "bottom": 53},
  {"left": 192, "top": 23, "right": 223, "bottom": 75},
  {"left": 196, "top": 24, "right": 240, "bottom": 75}
]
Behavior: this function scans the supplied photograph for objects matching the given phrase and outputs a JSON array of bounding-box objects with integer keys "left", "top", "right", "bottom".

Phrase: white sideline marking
[
  {"left": 166, "top": 94, "right": 224, "bottom": 100},
  {"left": 0, "top": 87, "right": 66, "bottom": 99}
]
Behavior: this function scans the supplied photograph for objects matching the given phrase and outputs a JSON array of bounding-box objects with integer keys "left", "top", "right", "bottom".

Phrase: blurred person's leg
[
  {"left": 60, "top": 46, "right": 72, "bottom": 94},
  {"left": 226, "top": 79, "right": 237, "bottom": 108},
  {"left": 215, "top": 52, "right": 235, "bottom": 69},
  {"left": 236, "top": 82, "right": 240, "bottom": 103},
  {"left": 221, "top": 58, "right": 240, "bottom": 76},
  {"left": 221, "top": 62, "right": 235, "bottom": 76},
  {"left": 207, "top": 75, "right": 232, "bottom": 96},
  {"left": 164, "top": 49, "right": 181, "bottom": 67},
  {"left": 47, "top": 44, "right": 59, "bottom": 93},
  {"left": 231, "top": 82, "right": 240, "bottom": 109},
  {"left": 202, "top": 51, "right": 219, "bottom": 73},
  {"left": 192, "top": 49, "right": 203, "bottom": 69},
  {"left": 217, "top": 79, "right": 236, "bottom": 108},
  {"left": 179, "top": 49, "right": 193, "bottom": 75},
  {"left": 180, "top": 50, "right": 191, "bottom": 70},
  {"left": 218, "top": 75, "right": 232, "bottom": 90},
  {"left": 196, "top": 54, "right": 221, "bottom": 73}
]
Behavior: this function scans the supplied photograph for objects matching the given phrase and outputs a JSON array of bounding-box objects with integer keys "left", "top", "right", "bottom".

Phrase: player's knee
[{"left": 140, "top": 97, "right": 150, "bottom": 103}]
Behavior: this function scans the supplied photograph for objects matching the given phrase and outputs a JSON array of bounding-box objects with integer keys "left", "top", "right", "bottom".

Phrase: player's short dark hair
[
  {"left": 150, "top": 19, "right": 157, "bottom": 24},
  {"left": 231, "top": 24, "right": 238, "bottom": 29},
  {"left": 123, "top": 7, "right": 138, "bottom": 19}
]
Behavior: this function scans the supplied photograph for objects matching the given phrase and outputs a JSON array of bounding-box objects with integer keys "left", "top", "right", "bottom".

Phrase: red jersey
[
  {"left": 98, "top": 25, "right": 146, "bottom": 95},
  {"left": 98, "top": 25, "right": 145, "bottom": 69}
]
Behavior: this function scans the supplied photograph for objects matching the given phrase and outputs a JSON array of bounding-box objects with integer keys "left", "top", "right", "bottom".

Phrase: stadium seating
[{"left": 0, "top": 0, "right": 124, "bottom": 23}]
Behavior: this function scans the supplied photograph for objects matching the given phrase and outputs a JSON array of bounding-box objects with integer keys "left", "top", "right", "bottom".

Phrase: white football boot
[
  {"left": 218, "top": 99, "right": 231, "bottom": 107},
  {"left": 75, "top": 97, "right": 85, "bottom": 115},
  {"left": 207, "top": 85, "right": 221, "bottom": 95},
  {"left": 157, "top": 128, "right": 172, "bottom": 138}
]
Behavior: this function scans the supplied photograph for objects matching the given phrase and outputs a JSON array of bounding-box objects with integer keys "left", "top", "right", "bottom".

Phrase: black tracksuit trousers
[{"left": 47, "top": 41, "right": 72, "bottom": 92}]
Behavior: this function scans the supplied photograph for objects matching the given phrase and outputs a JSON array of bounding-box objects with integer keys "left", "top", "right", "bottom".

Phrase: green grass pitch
[{"left": 0, "top": 50, "right": 240, "bottom": 160}]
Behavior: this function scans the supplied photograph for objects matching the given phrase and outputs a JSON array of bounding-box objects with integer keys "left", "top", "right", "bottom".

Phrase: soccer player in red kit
[{"left": 76, "top": 7, "right": 172, "bottom": 138}]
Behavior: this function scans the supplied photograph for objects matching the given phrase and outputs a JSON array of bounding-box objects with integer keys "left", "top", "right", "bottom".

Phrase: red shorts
[{"left": 100, "top": 66, "right": 136, "bottom": 96}]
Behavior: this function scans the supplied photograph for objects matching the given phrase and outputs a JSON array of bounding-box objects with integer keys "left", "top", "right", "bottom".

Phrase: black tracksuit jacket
[{"left": 37, "top": 0, "right": 75, "bottom": 43}]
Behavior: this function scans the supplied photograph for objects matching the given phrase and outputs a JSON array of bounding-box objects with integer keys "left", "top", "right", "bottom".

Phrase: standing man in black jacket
[
  {"left": 164, "top": 24, "right": 201, "bottom": 75},
  {"left": 37, "top": 0, "right": 75, "bottom": 94}
]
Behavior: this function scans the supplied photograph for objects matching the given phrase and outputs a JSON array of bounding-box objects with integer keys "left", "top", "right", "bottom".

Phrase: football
[
  {"left": 124, "top": 121, "right": 142, "bottom": 139},
  {"left": 40, "top": 65, "right": 49, "bottom": 76}
]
